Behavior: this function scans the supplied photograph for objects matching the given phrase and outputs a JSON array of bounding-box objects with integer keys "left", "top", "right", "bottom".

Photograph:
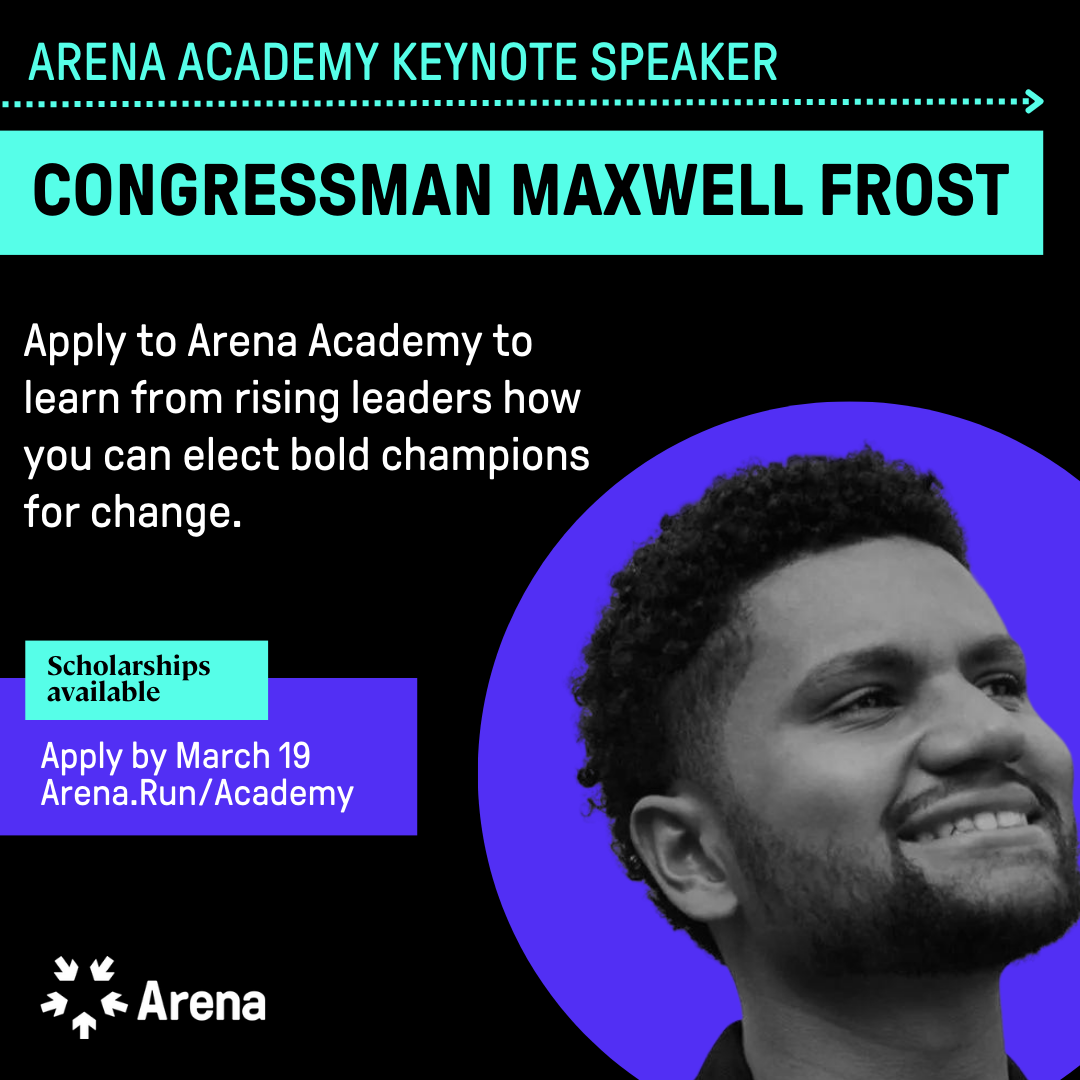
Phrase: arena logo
[
  {"left": 42, "top": 955, "right": 265, "bottom": 1039},
  {"left": 137, "top": 980, "right": 265, "bottom": 1021}
]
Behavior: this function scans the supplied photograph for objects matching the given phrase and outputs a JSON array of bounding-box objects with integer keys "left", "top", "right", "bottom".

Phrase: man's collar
[
  {"left": 694, "top": 1022, "right": 753, "bottom": 1080},
  {"left": 695, "top": 1020, "right": 1030, "bottom": 1080}
]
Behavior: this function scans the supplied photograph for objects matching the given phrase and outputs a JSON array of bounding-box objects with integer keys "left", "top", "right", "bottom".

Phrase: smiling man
[{"left": 574, "top": 447, "right": 1080, "bottom": 1080}]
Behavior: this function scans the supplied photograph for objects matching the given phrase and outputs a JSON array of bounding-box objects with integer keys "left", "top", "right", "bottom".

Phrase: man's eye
[
  {"left": 982, "top": 674, "right": 1026, "bottom": 699},
  {"left": 832, "top": 689, "right": 896, "bottom": 716}
]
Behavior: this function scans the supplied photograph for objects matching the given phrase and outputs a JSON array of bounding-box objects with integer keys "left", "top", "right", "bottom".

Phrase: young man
[{"left": 575, "top": 447, "right": 1080, "bottom": 1080}]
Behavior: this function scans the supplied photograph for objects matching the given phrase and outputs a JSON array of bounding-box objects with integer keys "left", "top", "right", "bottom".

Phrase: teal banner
[
  {"left": 3, "top": 129, "right": 1041, "bottom": 254},
  {"left": 25, "top": 640, "right": 269, "bottom": 720}
]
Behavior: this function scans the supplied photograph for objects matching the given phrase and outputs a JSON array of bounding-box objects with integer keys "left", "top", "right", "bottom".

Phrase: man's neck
[{"left": 736, "top": 967, "right": 1009, "bottom": 1080}]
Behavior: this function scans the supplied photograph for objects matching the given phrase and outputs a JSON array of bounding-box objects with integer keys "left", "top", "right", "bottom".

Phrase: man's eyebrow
[
  {"left": 961, "top": 634, "right": 1026, "bottom": 667},
  {"left": 793, "top": 635, "right": 1027, "bottom": 700},
  {"left": 794, "top": 646, "right": 915, "bottom": 700}
]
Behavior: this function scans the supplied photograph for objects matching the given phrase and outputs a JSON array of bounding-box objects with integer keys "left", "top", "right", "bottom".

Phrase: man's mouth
[
  {"left": 907, "top": 810, "right": 1035, "bottom": 844},
  {"left": 895, "top": 784, "right": 1046, "bottom": 845}
]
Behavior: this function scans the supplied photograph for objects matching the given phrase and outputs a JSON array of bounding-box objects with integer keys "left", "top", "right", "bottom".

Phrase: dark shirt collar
[{"left": 696, "top": 1020, "right": 1030, "bottom": 1080}]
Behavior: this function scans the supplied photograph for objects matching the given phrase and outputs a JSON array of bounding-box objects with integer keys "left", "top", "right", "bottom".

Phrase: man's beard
[{"left": 718, "top": 787, "right": 1080, "bottom": 978}]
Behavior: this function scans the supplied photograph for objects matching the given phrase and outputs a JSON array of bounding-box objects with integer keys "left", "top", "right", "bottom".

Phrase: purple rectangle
[{"left": 0, "top": 677, "right": 416, "bottom": 835}]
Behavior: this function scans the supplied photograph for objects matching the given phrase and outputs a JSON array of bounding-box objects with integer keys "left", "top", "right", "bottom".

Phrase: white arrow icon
[
  {"left": 40, "top": 992, "right": 68, "bottom": 1017},
  {"left": 53, "top": 956, "right": 78, "bottom": 981},
  {"left": 72, "top": 1012, "right": 96, "bottom": 1039},
  {"left": 90, "top": 957, "right": 115, "bottom": 981},
  {"left": 100, "top": 992, "right": 128, "bottom": 1017}
]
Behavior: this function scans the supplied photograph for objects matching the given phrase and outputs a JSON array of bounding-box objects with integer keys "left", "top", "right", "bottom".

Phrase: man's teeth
[{"left": 914, "top": 810, "right": 1030, "bottom": 843}]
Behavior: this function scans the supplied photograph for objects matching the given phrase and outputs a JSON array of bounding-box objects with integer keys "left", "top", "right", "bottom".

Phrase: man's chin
[
  {"left": 804, "top": 873, "right": 1080, "bottom": 978},
  {"left": 907, "top": 852, "right": 1068, "bottom": 907}
]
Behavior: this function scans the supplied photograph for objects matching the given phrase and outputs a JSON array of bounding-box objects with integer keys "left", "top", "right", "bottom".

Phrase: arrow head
[
  {"left": 90, "top": 956, "right": 115, "bottom": 981},
  {"left": 72, "top": 1012, "right": 97, "bottom": 1039},
  {"left": 53, "top": 956, "right": 78, "bottom": 981},
  {"left": 1025, "top": 89, "right": 1043, "bottom": 114},
  {"left": 100, "top": 991, "right": 129, "bottom": 1016},
  {"left": 40, "top": 991, "right": 68, "bottom": 1016}
]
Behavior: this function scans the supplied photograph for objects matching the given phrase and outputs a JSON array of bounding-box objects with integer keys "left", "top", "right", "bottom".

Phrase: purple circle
[{"left": 478, "top": 402, "right": 1080, "bottom": 1080}]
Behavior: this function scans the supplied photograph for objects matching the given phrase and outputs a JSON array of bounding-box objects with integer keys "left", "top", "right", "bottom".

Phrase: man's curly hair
[{"left": 572, "top": 446, "right": 969, "bottom": 963}]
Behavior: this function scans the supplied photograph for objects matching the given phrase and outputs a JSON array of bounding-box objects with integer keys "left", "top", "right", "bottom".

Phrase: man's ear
[{"left": 629, "top": 792, "right": 740, "bottom": 924}]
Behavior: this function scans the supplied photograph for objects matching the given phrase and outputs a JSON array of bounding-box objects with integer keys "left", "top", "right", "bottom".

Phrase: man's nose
[{"left": 914, "top": 677, "right": 1027, "bottom": 772}]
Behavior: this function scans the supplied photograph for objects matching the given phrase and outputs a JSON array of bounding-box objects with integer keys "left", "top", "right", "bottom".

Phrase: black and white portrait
[
  {"left": 574, "top": 446, "right": 1080, "bottom": 1080},
  {"left": 479, "top": 406, "right": 1080, "bottom": 1080}
]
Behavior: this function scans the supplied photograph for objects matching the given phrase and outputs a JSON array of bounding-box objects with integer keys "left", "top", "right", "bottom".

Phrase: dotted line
[{"left": 0, "top": 96, "right": 1036, "bottom": 109}]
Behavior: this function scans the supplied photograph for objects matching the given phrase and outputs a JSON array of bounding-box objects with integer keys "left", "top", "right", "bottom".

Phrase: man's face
[{"left": 709, "top": 536, "right": 1080, "bottom": 977}]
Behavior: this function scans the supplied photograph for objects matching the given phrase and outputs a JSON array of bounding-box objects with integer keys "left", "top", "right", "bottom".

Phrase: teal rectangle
[
  {"left": 25, "top": 641, "right": 268, "bottom": 721},
  {"left": 0, "top": 129, "right": 1042, "bottom": 254}
]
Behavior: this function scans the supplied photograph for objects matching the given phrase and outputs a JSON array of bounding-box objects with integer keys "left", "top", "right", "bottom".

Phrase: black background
[{"left": 3, "top": 13, "right": 1065, "bottom": 1077}]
